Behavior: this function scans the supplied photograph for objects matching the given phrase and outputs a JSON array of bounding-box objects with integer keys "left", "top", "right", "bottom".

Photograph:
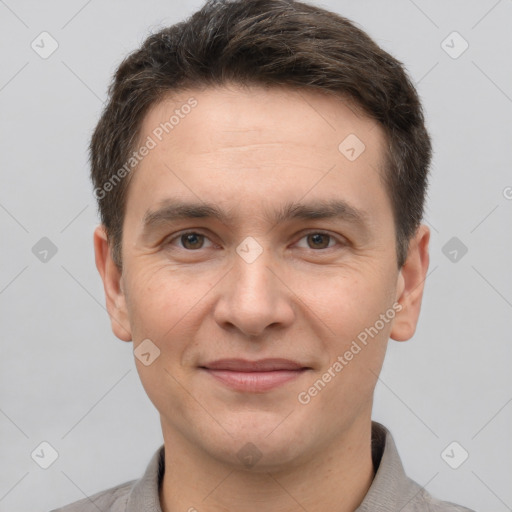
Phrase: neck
[{"left": 159, "top": 417, "right": 376, "bottom": 512}]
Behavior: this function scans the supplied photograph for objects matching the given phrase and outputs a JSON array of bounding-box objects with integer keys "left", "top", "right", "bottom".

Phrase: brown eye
[
  {"left": 180, "top": 232, "right": 205, "bottom": 250},
  {"left": 306, "top": 233, "right": 332, "bottom": 249}
]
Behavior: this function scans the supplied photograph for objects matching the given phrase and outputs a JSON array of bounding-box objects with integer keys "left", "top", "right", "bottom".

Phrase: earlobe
[
  {"left": 93, "top": 225, "right": 132, "bottom": 342},
  {"left": 390, "top": 224, "right": 430, "bottom": 342}
]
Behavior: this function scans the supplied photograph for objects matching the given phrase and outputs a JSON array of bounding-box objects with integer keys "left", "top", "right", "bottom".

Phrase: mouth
[{"left": 199, "top": 358, "right": 311, "bottom": 392}]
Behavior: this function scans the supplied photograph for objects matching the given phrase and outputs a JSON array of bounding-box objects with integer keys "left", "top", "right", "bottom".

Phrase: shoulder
[
  {"left": 49, "top": 479, "right": 135, "bottom": 512},
  {"left": 368, "top": 422, "right": 476, "bottom": 512},
  {"left": 50, "top": 444, "right": 165, "bottom": 512},
  {"left": 406, "top": 482, "right": 476, "bottom": 512}
]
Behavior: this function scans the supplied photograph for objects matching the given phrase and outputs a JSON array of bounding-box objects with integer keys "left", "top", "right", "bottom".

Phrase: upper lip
[{"left": 200, "top": 358, "right": 309, "bottom": 372}]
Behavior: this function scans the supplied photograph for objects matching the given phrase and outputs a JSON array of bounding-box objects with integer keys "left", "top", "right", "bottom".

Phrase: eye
[
  {"left": 168, "top": 231, "right": 215, "bottom": 250},
  {"left": 296, "top": 231, "right": 341, "bottom": 250},
  {"left": 165, "top": 230, "right": 344, "bottom": 252}
]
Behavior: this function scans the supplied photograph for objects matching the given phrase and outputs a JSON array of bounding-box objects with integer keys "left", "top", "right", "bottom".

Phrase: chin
[
  {"left": 218, "top": 438, "right": 306, "bottom": 473},
  {"left": 209, "top": 419, "right": 310, "bottom": 472}
]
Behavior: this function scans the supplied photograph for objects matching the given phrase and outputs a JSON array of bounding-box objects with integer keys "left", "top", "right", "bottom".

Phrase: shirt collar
[
  {"left": 126, "top": 421, "right": 416, "bottom": 512},
  {"left": 355, "top": 421, "right": 423, "bottom": 511},
  {"left": 126, "top": 443, "right": 165, "bottom": 512}
]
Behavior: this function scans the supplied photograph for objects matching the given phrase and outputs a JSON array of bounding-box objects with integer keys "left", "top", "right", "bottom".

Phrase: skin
[{"left": 94, "top": 83, "right": 430, "bottom": 512}]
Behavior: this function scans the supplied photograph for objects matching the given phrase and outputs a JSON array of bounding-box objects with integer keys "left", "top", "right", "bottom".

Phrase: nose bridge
[
  {"left": 213, "top": 239, "right": 294, "bottom": 337},
  {"left": 234, "top": 246, "right": 273, "bottom": 301},
  {"left": 232, "top": 234, "right": 274, "bottom": 295}
]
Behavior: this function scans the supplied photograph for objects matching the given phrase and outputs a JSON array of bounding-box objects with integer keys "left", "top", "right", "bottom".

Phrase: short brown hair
[{"left": 90, "top": 0, "right": 432, "bottom": 269}]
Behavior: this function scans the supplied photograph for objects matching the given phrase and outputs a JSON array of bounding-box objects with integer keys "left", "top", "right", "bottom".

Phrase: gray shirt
[{"left": 51, "top": 422, "right": 475, "bottom": 511}]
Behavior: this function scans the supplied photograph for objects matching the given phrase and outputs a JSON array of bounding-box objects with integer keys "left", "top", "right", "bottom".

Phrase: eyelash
[{"left": 165, "top": 230, "right": 346, "bottom": 252}]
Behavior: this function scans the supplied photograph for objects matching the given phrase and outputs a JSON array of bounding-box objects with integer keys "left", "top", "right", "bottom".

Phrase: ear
[
  {"left": 93, "top": 225, "right": 132, "bottom": 342},
  {"left": 390, "top": 224, "right": 430, "bottom": 342}
]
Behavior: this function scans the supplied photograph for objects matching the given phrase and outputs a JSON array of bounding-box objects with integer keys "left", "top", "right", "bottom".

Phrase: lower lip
[{"left": 202, "top": 369, "right": 307, "bottom": 392}]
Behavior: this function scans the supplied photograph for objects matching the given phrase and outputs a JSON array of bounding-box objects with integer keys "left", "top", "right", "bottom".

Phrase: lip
[
  {"left": 202, "top": 358, "right": 307, "bottom": 372},
  {"left": 199, "top": 358, "right": 311, "bottom": 392}
]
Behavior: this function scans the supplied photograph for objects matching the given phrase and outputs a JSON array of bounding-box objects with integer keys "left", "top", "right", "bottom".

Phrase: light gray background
[{"left": 1, "top": 1, "right": 511, "bottom": 511}]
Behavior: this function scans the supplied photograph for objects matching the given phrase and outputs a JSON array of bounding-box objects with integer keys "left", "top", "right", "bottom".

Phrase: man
[{"left": 53, "top": 0, "right": 475, "bottom": 510}]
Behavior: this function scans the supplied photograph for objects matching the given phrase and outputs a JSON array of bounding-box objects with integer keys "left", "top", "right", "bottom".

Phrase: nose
[{"left": 212, "top": 248, "right": 295, "bottom": 338}]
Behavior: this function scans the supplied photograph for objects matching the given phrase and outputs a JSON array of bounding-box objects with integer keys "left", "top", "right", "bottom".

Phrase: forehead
[
  {"left": 139, "top": 84, "right": 384, "bottom": 163},
  {"left": 125, "top": 84, "right": 391, "bottom": 225}
]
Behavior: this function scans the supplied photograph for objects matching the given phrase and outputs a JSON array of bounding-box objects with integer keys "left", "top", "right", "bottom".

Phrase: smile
[
  {"left": 199, "top": 358, "right": 311, "bottom": 392},
  {"left": 201, "top": 368, "right": 309, "bottom": 392}
]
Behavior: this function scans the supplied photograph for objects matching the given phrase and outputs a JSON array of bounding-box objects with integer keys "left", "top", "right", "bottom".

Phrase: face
[{"left": 95, "top": 84, "right": 429, "bottom": 471}]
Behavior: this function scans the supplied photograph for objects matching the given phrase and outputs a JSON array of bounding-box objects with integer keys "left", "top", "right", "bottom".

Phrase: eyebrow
[{"left": 141, "top": 198, "right": 370, "bottom": 235}]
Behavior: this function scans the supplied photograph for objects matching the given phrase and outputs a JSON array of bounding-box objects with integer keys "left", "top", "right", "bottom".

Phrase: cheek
[
  {"left": 291, "top": 265, "right": 394, "bottom": 337},
  {"left": 124, "top": 267, "right": 202, "bottom": 411},
  {"left": 303, "top": 273, "right": 392, "bottom": 405},
  {"left": 294, "top": 265, "right": 396, "bottom": 398},
  {"left": 123, "top": 263, "right": 215, "bottom": 342}
]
